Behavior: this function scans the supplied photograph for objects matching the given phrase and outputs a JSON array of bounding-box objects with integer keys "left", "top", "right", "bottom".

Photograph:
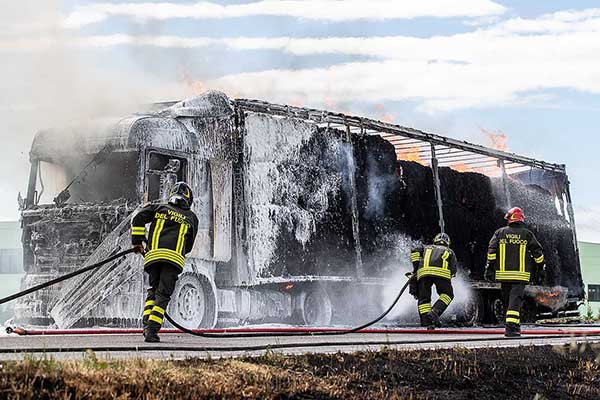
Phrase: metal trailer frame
[{"left": 233, "top": 98, "right": 582, "bottom": 289}]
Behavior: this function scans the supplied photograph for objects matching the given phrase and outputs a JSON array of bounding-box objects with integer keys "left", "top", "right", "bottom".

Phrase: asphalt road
[{"left": 1, "top": 327, "right": 599, "bottom": 360}]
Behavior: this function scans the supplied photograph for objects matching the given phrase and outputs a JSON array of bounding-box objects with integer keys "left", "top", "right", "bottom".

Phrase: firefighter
[
  {"left": 131, "top": 182, "right": 199, "bottom": 343},
  {"left": 410, "top": 233, "right": 457, "bottom": 329},
  {"left": 485, "top": 207, "right": 545, "bottom": 338}
]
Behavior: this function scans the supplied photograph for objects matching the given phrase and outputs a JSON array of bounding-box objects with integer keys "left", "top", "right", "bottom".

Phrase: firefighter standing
[
  {"left": 410, "top": 233, "right": 457, "bottom": 329},
  {"left": 131, "top": 182, "right": 199, "bottom": 343},
  {"left": 486, "top": 207, "right": 545, "bottom": 337}
]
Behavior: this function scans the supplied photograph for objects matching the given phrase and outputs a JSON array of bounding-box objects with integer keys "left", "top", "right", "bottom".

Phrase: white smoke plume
[{"left": 0, "top": 0, "right": 193, "bottom": 221}]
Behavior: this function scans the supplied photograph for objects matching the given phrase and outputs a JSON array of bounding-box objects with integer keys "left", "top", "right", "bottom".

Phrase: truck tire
[
  {"left": 167, "top": 272, "right": 218, "bottom": 329},
  {"left": 295, "top": 285, "right": 333, "bottom": 326},
  {"left": 490, "top": 296, "right": 504, "bottom": 325},
  {"left": 460, "top": 292, "right": 483, "bottom": 326}
]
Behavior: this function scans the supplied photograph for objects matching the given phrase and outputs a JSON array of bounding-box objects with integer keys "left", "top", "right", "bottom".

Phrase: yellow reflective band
[
  {"left": 132, "top": 227, "right": 146, "bottom": 236},
  {"left": 144, "top": 248, "right": 186, "bottom": 267},
  {"left": 145, "top": 300, "right": 155, "bottom": 307},
  {"left": 152, "top": 305, "right": 165, "bottom": 315},
  {"left": 500, "top": 243, "right": 506, "bottom": 271},
  {"left": 143, "top": 309, "right": 152, "bottom": 316},
  {"left": 176, "top": 223, "right": 189, "bottom": 254},
  {"left": 441, "top": 251, "right": 450, "bottom": 269},
  {"left": 149, "top": 315, "right": 163, "bottom": 325},
  {"left": 417, "top": 267, "right": 452, "bottom": 280},
  {"left": 506, "top": 310, "right": 520, "bottom": 317},
  {"left": 151, "top": 219, "right": 165, "bottom": 250},
  {"left": 418, "top": 304, "right": 432, "bottom": 314},
  {"left": 520, "top": 244, "right": 526, "bottom": 273},
  {"left": 423, "top": 248, "right": 433, "bottom": 269},
  {"left": 506, "top": 317, "right": 520, "bottom": 324},
  {"left": 495, "top": 271, "right": 530, "bottom": 282},
  {"left": 535, "top": 255, "right": 545, "bottom": 264},
  {"left": 488, "top": 253, "right": 497, "bottom": 261},
  {"left": 439, "top": 294, "right": 453, "bottom": 306}
]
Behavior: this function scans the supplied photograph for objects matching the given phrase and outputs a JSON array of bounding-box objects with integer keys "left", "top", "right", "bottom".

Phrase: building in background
[
  {"left": 578, "top": 242, "right": 600, "bottom": 317},
  {"left": 0, "top": 221, "right": 23, "bottom": 323}
]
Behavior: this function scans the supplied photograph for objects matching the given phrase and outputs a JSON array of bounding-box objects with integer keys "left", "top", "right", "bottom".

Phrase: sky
[{"left": 1, "top": 0, "right": 599, "bottom": 241}]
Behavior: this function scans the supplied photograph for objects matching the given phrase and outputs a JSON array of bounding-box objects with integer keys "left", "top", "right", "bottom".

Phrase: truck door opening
[{"left": 145, "top": 151, "right": 187, "bottom": 202}]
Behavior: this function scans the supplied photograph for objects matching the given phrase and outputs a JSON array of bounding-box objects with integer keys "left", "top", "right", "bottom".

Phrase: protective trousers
[
  {"left": 417, "top": 277, "right": 454, "bottom": 326},
  {"left": 143, "top": 262, "right": 181, "bottom": 332},
  {"left": 501, "top": 282, "right": 525, "bottom": 331}
]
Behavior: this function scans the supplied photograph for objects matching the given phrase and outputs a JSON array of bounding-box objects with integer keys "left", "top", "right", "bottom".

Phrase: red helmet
[{"left": 505, "top": 207, "right": 525, "bottom": 223}]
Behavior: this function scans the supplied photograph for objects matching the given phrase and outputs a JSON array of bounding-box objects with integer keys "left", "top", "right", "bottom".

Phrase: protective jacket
[
  {"left": 487, "top": 221, "right": 544, "bottom": 283},
  {"left": 411, "top": 244, "right": 458, "bottom": 281},
  {"left": 131, "top": 203, "right": 199, "bottom": 270}
]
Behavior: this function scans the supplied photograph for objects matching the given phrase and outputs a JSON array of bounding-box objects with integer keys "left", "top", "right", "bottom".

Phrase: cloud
[
  {"left": 575, "top": 206, "right": 600, "bottom": 244},
  {"left": 7, "top": 7, "right": 600, "bottom": 113},
  {"left": 63, "top": 0, "right": 506, "bottom": 28}
]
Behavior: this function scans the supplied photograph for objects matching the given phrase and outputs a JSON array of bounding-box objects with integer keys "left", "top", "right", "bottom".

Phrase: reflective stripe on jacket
[
  {"left": 131, "top": 203, "right": 199, "bottom": 269},
  {"left": 411, "top": 244, "right": 457, "bottom": 281},
  {"left": 487, "top": 222, "right": 544, "bottom": 283}
]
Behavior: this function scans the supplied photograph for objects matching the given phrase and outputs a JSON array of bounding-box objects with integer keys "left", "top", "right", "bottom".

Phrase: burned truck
[{"left": 15, "top": 91, "right": 584, "bottom": 329}]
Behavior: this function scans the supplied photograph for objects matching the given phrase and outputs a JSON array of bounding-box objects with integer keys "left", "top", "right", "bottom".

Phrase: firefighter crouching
[
  {"left": 410, "top": 233, "right": 457, "bottom": 329},
  {"left": 131, "top": 182, "right": 199, "bottom": 343},
  {"left": 485, "top": 207, "right": 545, "bottom": 338}
]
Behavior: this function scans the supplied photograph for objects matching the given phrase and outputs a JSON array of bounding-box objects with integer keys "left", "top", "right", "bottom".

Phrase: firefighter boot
[
  {"left": 428, "top": 310, "right": 442, "bottom": 328},
  {"left": 419, "top": 313, "right": 433, "bottom": 329},
  {"left": 504, "top": 323, "right": 521, "bottom": 338},
  {"left": 144, "top": 323, "right": 160, "bottom": 343}
]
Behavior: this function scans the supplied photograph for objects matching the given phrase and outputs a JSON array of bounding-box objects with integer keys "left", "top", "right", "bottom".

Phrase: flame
[
  {"left": 290, "top": 97, "right": 304, "bottom": 107},
  {"left": 397, "top": 146, "right": 425, "bottom": 164},
  {"left": 483, "top": 128, "right": 509, "bottom": 152},
  {"left": 373, "top": 104, "right": 394, "bottom": 123},
  {"left": 450, "top": 163, "right": 474, "bottom": 172},
  {"left": 324, "top": 97, "right": 337, "bottom": 109},
  {"left": 180, "top": 68, "right": 206, "bottom": 96},
  {"left": 534, "top": 290, "right": 560, "bottom": 307}
]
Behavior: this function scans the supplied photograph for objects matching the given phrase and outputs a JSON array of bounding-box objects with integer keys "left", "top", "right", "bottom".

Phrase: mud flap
[{"left": 49, "top": 216, "right": 141, "bottom": 329}]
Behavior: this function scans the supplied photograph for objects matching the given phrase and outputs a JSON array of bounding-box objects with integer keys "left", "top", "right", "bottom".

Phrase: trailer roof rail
[{"left": 234, "top": 98, "right": 566, "bottom": 174}]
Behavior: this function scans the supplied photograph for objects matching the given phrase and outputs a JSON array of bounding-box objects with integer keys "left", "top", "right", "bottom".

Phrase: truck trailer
[{"left": 15, "top": 91, "right": 584, "bottom": 329}]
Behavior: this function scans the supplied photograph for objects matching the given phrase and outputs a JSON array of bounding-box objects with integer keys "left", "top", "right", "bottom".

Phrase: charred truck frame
[{"left": 16, "top": 91, "right": 584, "bottom": 329}]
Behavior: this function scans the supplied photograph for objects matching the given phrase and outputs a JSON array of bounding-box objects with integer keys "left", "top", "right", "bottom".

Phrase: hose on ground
[
  {"left": 163, "top": 277, "right": 412, "bottom": 338},
  {"left": 1, "top": 245, "right": 412, "bottom": 338}
]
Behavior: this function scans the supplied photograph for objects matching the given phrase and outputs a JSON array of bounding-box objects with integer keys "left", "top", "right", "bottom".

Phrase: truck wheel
[
  {"left": 167, "top": 273, "right": 217, "bottom": 329},
  {"left": 461, "top": 292, "right": 483, "bottom": 326},
  {"left": 491, "top": 297, "right": 504, "bottom": 325},
  {"left": 296, "top": 286, "right": 333, "bottom": 326}
]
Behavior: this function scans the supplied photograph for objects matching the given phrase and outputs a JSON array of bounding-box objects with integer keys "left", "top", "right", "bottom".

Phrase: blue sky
[{"left": 1, "top": 0, "right": 600, "bottom": 240}]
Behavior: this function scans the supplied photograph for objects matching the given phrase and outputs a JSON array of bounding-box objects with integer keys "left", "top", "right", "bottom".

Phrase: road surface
[{"left": 0, "top": 326, "right": 599, "bottom": 360}]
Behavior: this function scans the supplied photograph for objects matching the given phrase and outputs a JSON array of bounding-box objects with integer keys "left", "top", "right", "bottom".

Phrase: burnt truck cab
[{"left": 18, "top": 93, "right": 235, "bottom": 328}]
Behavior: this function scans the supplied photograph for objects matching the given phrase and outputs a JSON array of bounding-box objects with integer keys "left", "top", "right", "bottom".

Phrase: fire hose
[
  {"left": 3, "top": 248, "right": 600, "bottom": 339},
  {"left": 1, "top": 247, "right": 413, "bottom": 337}
]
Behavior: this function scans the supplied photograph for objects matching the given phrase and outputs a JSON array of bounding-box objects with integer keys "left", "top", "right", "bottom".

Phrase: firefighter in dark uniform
[
  {"left": 410, "top": 233, "right": 457, "bottom": 329},
  {"left": 486, "top": 207, "right": 545, "bottom": 337},
  {"left": 131, "top": 182, "right": 199, "bottom": 343}
]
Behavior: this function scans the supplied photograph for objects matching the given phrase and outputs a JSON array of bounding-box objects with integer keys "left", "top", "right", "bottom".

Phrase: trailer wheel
[
  {"left": 461, "top": 292, "right": 483, "bottom": 326},
  {"left": 491, "top": 297, "right": 504, "bottom": 325},
  {"left": 167, "top": 273, "right": 217, "bottom": 329},
  {"left": 296, "top": 286, "right": 333, "bottom": 326}
]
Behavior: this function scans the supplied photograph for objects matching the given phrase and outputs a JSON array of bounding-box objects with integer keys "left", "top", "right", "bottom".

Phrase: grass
[{"left": 0, "top": 344, "right": 597, "bottom": 399}]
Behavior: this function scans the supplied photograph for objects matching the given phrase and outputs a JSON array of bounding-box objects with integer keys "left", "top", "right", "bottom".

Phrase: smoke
[
  {"left": 0, "top": 1, "right": 194, "bottom": 221},
  {"left": 378, "top": 233, "right": 476, "bottom": 324}
]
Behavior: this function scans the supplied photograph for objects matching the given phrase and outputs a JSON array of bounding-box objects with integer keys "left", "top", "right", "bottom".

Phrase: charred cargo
[{"left": 15, "top": 91, "right": 583, "bottom": 329}]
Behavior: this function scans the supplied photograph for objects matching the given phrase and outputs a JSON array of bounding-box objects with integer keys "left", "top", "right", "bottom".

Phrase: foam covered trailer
[{"left": 16, "top": 92, "right": 583, "bottom": 329}]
